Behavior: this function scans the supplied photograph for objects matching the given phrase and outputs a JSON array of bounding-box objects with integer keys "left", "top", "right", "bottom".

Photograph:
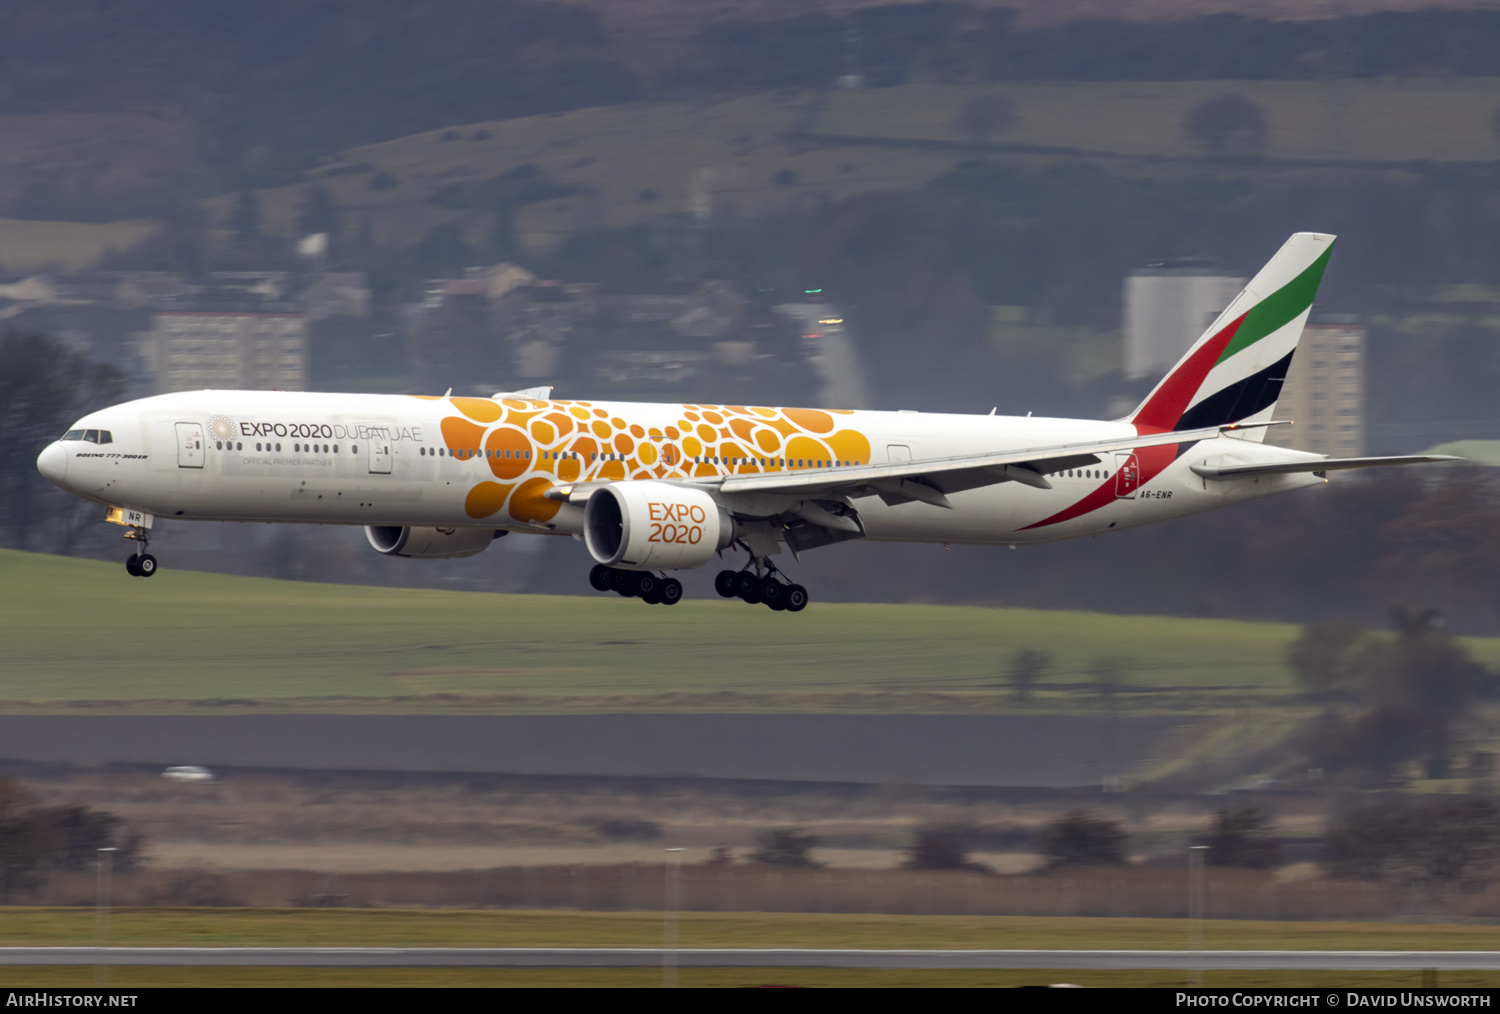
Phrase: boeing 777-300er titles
[{"left": 36, "top": 233, "right": 1456, "bottom": 610}]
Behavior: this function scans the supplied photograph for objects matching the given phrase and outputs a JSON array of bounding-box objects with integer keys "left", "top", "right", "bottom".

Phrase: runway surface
[
  {"left": 0, "top": 714, "right": 1188, "bottom": 786},
  {"left": 3, "top": 948, "right": 1497, "bottom": 969}
]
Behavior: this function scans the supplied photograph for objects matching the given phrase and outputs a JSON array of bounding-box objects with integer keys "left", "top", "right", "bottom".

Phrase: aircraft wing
[
  {"left": 549, "top": 422, "right": 1262, "bottom": 507},
  {"left": 701, "top": 421, "right": 1274, "bottom": 508},
  {"left": 1189, "top": 454, "right": 1460, "bottom": 480}
]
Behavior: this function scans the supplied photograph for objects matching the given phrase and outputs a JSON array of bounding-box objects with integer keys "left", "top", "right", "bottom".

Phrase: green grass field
[
  {"left": 3, "top": 907, "right": 1499, "bottom": 951},
  {"left": 212, "top": 79, "right": 1500, "bottom": 257},
  {"left": 0, "top": 548, "right": 1317, "bottom": 713},
  {"left": 10, "top": 968, "right": 1498, "bottom": 987},
  {"left": 6, "top": 548, "right": 1500, "bottom": 714},
  {"left": 1, "top": 909, "right": 1498, "bottom": 987}
]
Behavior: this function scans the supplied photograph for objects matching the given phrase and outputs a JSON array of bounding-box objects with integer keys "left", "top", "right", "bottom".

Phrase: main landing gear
[
  {"left": 589, "top": 564, "right": 683, "bottom": 606},
  {"left": 123, "top": 525, "right": 157, "bottom": 578},
  {"left": 714, "top": 564, "right": 808, "bottom": 612}
]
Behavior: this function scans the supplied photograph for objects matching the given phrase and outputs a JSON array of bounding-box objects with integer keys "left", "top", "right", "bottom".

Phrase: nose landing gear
[{"left": 123, "top": 525, "right": 158, "bottom": 578}]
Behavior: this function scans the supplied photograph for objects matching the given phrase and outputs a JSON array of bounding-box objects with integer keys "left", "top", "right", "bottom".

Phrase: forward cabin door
[{"left": 175, "top": 423, "right": 204, "bottom": 468}]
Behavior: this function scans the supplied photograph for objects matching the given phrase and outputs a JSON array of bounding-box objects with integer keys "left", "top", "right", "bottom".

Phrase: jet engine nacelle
[
  {"left": 584, "top": 481, "right": 733, "bottom": 571},
  {"left": 365, "top": 525, "right": 504, "bottom": 559}
]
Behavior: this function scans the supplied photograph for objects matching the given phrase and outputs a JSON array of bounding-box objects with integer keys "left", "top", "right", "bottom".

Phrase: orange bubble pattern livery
[{"left": 419, "top": 397, "right": 874, "bottom": 521}]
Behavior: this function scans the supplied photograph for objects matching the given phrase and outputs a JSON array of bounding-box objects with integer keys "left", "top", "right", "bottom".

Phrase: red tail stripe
[
  {"left": 1020, "top": 313, "right": 1248, "bottom": 532},
  {"left": 1019, "top": 442, "right": 1182, "bottom": 531},
  {"left": 1130, "top": 311, "right": 1246, "bottom": 433},
  {"left": 1019, "top": 475, "right": 1116, "bottom": 530}
]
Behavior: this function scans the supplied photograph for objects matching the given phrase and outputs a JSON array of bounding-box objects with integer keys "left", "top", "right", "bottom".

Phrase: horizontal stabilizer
[{"left": 1190, "top": 454, "right": 1461, "bottom": 480}]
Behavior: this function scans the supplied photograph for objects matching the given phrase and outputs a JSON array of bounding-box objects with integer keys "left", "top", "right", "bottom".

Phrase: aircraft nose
[{"left": 35, "top": 442, "right": 67, "bottom": 486}]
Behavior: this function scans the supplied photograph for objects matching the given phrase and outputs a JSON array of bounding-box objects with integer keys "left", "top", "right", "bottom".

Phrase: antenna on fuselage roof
[
  {"left": 989, "top": 407, "right": 996, "bottom": 415},
  {"left": 442, "top": 387, "right": 452, "bottom": 397}
]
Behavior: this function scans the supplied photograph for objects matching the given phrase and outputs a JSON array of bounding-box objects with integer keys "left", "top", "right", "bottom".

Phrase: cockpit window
[
  {"left": 63, "top": 430, "right": 84, "bottom": 441},
  {"left": 84, "top": 430, "right": 99, "bottom": 443},
  {"left": 98, "top": 431, "right": 112, "bottom": 444}
]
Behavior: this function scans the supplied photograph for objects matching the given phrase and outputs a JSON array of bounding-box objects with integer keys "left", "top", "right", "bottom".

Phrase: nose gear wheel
[{"left": 122, "top": 524, "right": 159, "bottom": 577}]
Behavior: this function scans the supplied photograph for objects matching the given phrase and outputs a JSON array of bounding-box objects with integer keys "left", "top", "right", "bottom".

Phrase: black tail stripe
[{"left": 1174, "top": 349, "right": 1296, "bottom": 432}]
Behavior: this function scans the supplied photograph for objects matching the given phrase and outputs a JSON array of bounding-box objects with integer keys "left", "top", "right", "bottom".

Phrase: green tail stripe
[{"left": 1214, "top": 243, "right": 1334, "bottom": 365}]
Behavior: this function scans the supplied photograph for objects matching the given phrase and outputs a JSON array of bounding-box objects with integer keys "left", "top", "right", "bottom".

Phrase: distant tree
[
  {"left": 1008, "top": 648, "right": 1048, "bottom": 702},
  {"left": 0, "top": 332, "right": 126, "bottom": 551},
  {"left": 226, "top": 189, "right": 263, "bottom": 239},
  {"left": 587, "top": 818, "right": 660, "bottom": 842},
  {"left": 1286, "top": 621, "right": 1364, "bottom": 700},
  {"left": 904, "top": 824, "right": 981, "bottom": 870},
  {"left": 367, "top": 171, "right": 399, "bottom": 192},
  {"left": 0, "top": 778, "right": 47, "bottom": 900},
  {"left": 772, "top": 169, "right": 799, "bottom": 187},
  {"left": 1301, "top": 608, "right": 1486, "bottom": 781},
  {"left": 0, "top": 778, "right": 143, "bottom": 899},
  {"left": 43, "top": 805, "right": 143, "bottom": 871},
  {"left": 1323, "top": 798, "right": 1500, "bottom": 888},
  {"left": 953, "top": 93, "right": 1017, "bottom": 144},
  {"left": 1360, "top": 608, "right": 1483, "bottom": 779},
  {"left": 1491, "top": 103, "right": 1500, "bottom": 142},
  {"left": 1038, "top": 811, "right": 1127, "bottom": 868},
  {"left": 1182, "top": 93, "right": 1269, "bottom": 157},
  {"left": 296, "top": 184, "right": 341, "bottom": 244},
  {"left": 1204, "top": 802, "right": 1282, "bottom": 869},
  {"left": 748, "top": 828, "right": 820, "bottom": 867}
]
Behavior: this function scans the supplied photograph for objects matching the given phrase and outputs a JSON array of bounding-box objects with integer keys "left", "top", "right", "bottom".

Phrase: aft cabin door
[
  {"left": 175, "top": 423, "right": 204, "bottom": 468},
  {"left": 368, "top": 436, "right": 392, "bottom": 474},
  {"left": 1114, "top": 452, "right": 1140, "bottom": 499}
]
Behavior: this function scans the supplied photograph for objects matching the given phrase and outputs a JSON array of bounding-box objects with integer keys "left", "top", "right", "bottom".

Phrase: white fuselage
[{"left": 38, "top": 390, "right": 1324, "bottom": 552}]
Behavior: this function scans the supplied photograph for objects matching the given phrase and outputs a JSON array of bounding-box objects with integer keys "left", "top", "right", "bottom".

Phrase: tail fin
[{"left": 1128, "top": 232, "right": 1335, "bottom": 439}]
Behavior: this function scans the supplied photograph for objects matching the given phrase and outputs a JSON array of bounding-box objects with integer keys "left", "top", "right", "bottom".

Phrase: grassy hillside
[
  {"left": 219, "top": 79, "right": 1500, "bottom": 256},
  {"left": 0, "top": 547, "right": 1359, "bottom": 714},
  {"left": 0, "top": 217, "right": 158, "bottom": 273}
]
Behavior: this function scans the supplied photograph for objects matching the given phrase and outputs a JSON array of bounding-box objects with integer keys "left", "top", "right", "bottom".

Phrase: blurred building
[
  {"left": 138, "top": 310, "right": 307, "bottom": 393},
  {"left": 302, "top": 271, "right": 371, "bottom": 320},
  {"left": 1123, "top": 261, "right": 1245, "bottom": 380},
  {"left": 1267, "top": 319, "right": 1365, "bottom": 456}
]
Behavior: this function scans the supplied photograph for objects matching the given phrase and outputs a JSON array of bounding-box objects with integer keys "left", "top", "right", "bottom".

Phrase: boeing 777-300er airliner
[{"left": 36, "top": 233, "right": 1455, "bottom": 611}]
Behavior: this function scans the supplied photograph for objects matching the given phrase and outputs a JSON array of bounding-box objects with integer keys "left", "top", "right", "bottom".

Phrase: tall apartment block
[
  {"left": 1123, "top": 262, "right": 1246, "bottom": 380},
  {"left": 1266, "top": 321, "right": 1365, "bottom": 456},
  {"left": 139, "top": 310, "right": 307, "bottom": 393}
]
